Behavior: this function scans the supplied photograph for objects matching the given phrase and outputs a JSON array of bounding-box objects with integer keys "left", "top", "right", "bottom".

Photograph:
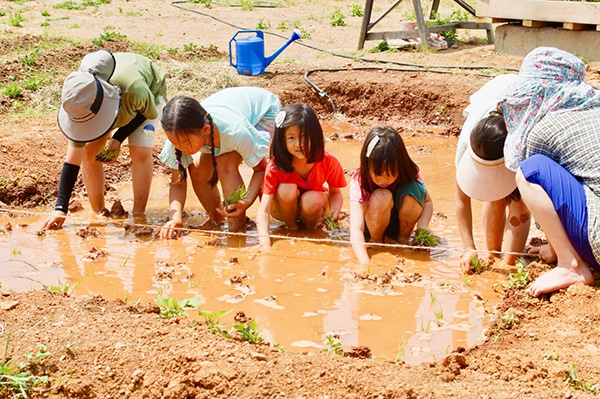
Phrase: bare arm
[
  {"left": 222, "top": 158, "right": 267, "bottom": 218},
  {"left": 417, "top": 189, "right": 433, "bottom": 229},
  {"left": 256, "top": 193, "right": 274, "bottom": 249},
  {"left": 158, "top": 169, "right": 187, "bottom": 240},
  {"left": 350, "top": 200, "right": 370, "bottom": 264},
  {"left": 455, "top": 181, "right": 477, "bottom": 273},
  {"left": 328, "top": 187, "right": 343, "bottom": 221}
]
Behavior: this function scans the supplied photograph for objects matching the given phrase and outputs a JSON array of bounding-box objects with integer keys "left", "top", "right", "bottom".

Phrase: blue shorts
[{"left": 520, "top": 154, "right": 600, "bottom": 271}]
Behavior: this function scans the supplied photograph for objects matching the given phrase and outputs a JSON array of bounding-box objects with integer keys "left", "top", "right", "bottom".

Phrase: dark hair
[
  {"left": 270, "top": 103, "right": 324, "bottom": 173},
  {"left": 470, "top": 108, "right": 520, "bottom": 203},
  {"left": 470, "top": 107, "right": 507, "bottom": 161},
  {"left": 161, "top": 95, "right": 218, "bottom": 186},
  {"left": 359, "top": 126, "right": 419, "bottom": 197}
]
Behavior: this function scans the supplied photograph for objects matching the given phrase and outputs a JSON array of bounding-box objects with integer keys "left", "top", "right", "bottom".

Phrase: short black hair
[{"left": 270, "top": 103, "right": 324, "bottom": 172}]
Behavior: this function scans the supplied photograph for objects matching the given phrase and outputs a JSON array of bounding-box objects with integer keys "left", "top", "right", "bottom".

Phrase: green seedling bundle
[{"left": 95, "top": 147, "right": 118, "bottom": 162}]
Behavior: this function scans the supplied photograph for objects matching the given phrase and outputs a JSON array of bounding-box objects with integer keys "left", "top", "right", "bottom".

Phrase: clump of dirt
[
  {"left": 110, "top": 200, "right": 129, "bottom": 218},
  {"left": 75, "top": 226, "right": 99, "bottom": 239}
]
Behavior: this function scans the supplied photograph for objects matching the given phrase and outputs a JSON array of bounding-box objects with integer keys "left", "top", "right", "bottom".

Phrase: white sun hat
[
  {"left": 57, "top": 71, "right": 121, "bottom": 143},
  {"left": 456, "top": 146, "right": 516, "bottom": 202}
]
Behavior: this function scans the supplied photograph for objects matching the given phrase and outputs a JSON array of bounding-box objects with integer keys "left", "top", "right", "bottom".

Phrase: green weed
[
  {"left": 233, "top": 319, "right": 264, "bottom": 343},
  {"left": 434, "top": 308, "right": 444, "bottom": 320},
  {"left": 240, "top": 0, "right": 254, "bottom": 11},
  {"left": 412, "top": 228, "right": 438, "bottom": 247},
  {"left": 156, "top": 296, "right": 202, "bottom": 318},
  {"left": 54, "top": 0, "right": 111, "bottom": 10},
  {"left": 188, "top": 0, "right": 213, "bottom": 7},
  {"left": 566, "top": 364, "right": 598, "bottom": 391},
  {"left": 41, "top": 10, "right": 50, "bottom": 17},
  {"left": 427, "top": 9, "right": 470, "bottom": 41},
  {"left": 544, "top": 351, "right": 559, "bottom": 361},
  {"left": 46, "top": 279, "right": 82, "bottom": 296},
  {"left": 394, "top": 341, "right": 405, "bottom": 362},
  {"left": 369, "top": 41, "right": 392, "bottom": 53},
  {"left": 183, "top": 43, "right": 197, "bottom": 51},
  {"left": 256, "top": 17, "right": 270, "bottom": 30},
  {"left": 9, "top": 12, "right": 25, "bottom": 27},
  {"left": 199, "top": 310, "right": 231, "bottom": 338},
  {"left": 330, "top": 7, "right": 346, "bottom": 27},
  {"left": 0, "top": 11, "right": 5, "bottom": 17},
  {"left": 167, "top": 47, "right": 179, "bottom": 54},
  {"left": 321, "top": 334, "right": 344, "bottom": 356},
  {"left": 277, "top": 20, "right": 287, "bottom": 30},
  {"left": 2, "top": 84, "right": 22, "bottom": 99},
  {"left": 350, "top": 4, "right": 363, "bottom": 17}
]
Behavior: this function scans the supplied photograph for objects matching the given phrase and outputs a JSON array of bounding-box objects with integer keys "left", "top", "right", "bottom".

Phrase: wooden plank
[
  {"left": 523, "top": 20, "right": 547, "bottom": 28},
  {"left": 563, "top": 22, "right": 591, "bottom": 31},
  {"left": 475, "top": 0, "right": 600, "bottom": 25}
]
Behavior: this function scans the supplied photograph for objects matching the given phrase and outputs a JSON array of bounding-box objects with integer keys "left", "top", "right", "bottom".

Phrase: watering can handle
[{"left": 228, "top": 30, "right": 265, "bottom": 68}]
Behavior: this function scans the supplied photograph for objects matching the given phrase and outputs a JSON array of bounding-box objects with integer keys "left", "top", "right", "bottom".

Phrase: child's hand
[
  {"left": 157, "top": 220, "right": 183, "bottom": 240},
  {"left": 43, "top": 210, "right": 67, "bottom": 230},
  {"left": 460, "top": 249, "right": 478, "bottom": 274},
  {"left": 95, "top": 139, "right": 121, "bottom": 164},
  {"left": 217, "top": 200, "right": 248, "bottom": 219}
]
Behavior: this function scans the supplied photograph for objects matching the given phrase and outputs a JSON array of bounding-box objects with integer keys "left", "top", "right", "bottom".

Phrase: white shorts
[{"left": 128, "top": 95, "right": 165, "bottom": 148}]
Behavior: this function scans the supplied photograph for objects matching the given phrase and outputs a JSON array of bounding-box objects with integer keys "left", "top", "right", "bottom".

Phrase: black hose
[{"left": 305, "top": 66, "right": 499, "bottom": 112}]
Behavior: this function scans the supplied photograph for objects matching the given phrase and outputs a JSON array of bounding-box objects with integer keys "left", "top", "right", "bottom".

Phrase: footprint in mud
[{"left": 254, "top": 295, "right": 284, "bottom": 310}]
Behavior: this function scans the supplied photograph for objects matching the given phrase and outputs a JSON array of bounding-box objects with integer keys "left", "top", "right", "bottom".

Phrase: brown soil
[{"left": 1, "top": 1, "right": 600, "bottom": 398}]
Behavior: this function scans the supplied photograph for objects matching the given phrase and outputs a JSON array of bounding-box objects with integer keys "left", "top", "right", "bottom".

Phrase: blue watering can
[{"left": 229, "top": 29, "right": 302, "bottom": 76}]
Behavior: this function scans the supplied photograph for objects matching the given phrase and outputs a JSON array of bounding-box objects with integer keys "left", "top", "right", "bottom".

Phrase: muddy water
[{"left": 0, "top": 123, "right": 522, "bottom": 364}]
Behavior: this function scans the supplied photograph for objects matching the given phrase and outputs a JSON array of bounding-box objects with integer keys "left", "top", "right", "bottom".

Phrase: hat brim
[
  {"left": 57, "top": 79, "right": 121, "bottom": 143},
  {"left": 456, "top": 149, "right": 517, "bottom": 202}
]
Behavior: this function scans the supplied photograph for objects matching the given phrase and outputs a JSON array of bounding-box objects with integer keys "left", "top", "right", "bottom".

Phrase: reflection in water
[{"left": 0, "top": 129, "right": 523, "bottom": 364}]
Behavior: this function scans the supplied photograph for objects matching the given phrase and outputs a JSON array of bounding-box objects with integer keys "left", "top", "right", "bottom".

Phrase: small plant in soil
[
  {"left": 321, "top": 334, "right": 344, "bottom": 356},
  {"left": 330, "top": 7, "right": 346, "bottom": 26},
  {"left": 350, "top": 4, "right": 364, "bottom": 17},
  {"left": 394, "top": 341, "right": 406, "bottom": 363},
  {"left": 156, "top": 296, "right": 202, "bottom": 318},
  {"left": 223, "top": 185, "right": 248, "bottom": 210},
  {"left": 233, "top": 320, "right": 264, "bottom": 343},
  {"left": 323, "top": 217, "right": 340, "bottom": 231},
  {"left": 506, "top": 260, "right": 530, "bottom": 289},
  {"left": 95, "top": 147, "right": 118, "bottom": 162},
  {"left": 470, "top": 257, "right": 483, "bottom": 274},
  {"left": 566, "top": 364, "right": 598, "bottom": 391},
  {"left": 199, "top": 310, "right": 231, "bottom": 338},
  {"left": 46, "top": 279, "right": 82, "bottom": 296},
  {"left": 434, "top": 307, "right": 444, "bottom": 320},
  {"left": 544, "top": 351, "right": 559, "bottom": 361},
  {"left": 1, "top": 332, "right": 52, "bottom": 398},
  {"left": 412, "top": 228, "right": 438, "bottom": 247}
]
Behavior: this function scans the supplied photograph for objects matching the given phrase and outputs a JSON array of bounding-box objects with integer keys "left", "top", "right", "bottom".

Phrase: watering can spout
[{"left": 264, "top": 29, "right": 302, "bottom": 68}]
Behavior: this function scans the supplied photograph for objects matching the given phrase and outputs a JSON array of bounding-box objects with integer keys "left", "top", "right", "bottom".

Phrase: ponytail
[{"left": 206, "top": 113, "right": 219, "bottom": 187}]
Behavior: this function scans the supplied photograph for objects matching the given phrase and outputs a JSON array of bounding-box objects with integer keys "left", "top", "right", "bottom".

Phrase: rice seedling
[
  {"left": 223, "top": 185, "right": 248, "bottom": 209},
  {"left": 434, "top": 308, "right": 444, "bottom": 320},
  {"left": 506, "top": 261, "right": 530, "bottom": 289},
  {"left": 94, "top": 147, "right": 118, "bottom": 162},
  {"left": 394, "top": 341, "right": 406, "bottom": 363},
  {"left": 412, "top": 228, "right": 438, "bottom": 247},
  {"left": 470, "top": 257, "right": 483, "bottom": 274}
]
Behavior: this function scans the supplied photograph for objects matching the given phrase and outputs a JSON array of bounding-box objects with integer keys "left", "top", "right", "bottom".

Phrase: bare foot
[
  {"left": 526, "top": 260, "right": 594, "bottom": 297},
  {"left": 528, "top": 244, "right": 557, "bottom": 263}
]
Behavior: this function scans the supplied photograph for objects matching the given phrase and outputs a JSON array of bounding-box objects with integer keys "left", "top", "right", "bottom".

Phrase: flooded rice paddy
[{"left": 0, "top": 125, "right": 530, "bottom": 364}]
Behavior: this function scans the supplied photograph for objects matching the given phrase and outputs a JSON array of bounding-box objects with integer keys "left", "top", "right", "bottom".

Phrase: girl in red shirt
[{"left": 257, "top": 103, "right": 347, "bottom": 249}]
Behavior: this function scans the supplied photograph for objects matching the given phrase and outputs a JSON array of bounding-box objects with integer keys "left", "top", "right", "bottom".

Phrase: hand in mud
[
  {"left": 528, "top": 244, "right": 557, "bottom": 263},
  {"left": 43, "top": 210, "right": 67, "bottom": 230},
  {"left": 460, "top": 249, "right": 478, "bottom": 274},
  {"left": 95, "top": 139, "right": 121, "bottom": 164},
  {"left": 217, "top": 200, "right": 248, "bottom": 219},
  {"left": 157, "top": 220, "right": 183, "bottom": 240}
]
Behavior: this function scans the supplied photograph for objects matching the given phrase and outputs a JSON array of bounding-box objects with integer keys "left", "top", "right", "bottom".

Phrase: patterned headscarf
[{"left": 501, "top": 46, "right": 600, "bottom": 171}]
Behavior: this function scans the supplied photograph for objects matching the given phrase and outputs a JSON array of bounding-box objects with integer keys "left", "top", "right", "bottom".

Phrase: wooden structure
[
  {"left": 476, "top": 0, "right": 600, "bottom": 31},
  {"left": 358, "top": 0, "right": 495, "bottom": 50}
]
